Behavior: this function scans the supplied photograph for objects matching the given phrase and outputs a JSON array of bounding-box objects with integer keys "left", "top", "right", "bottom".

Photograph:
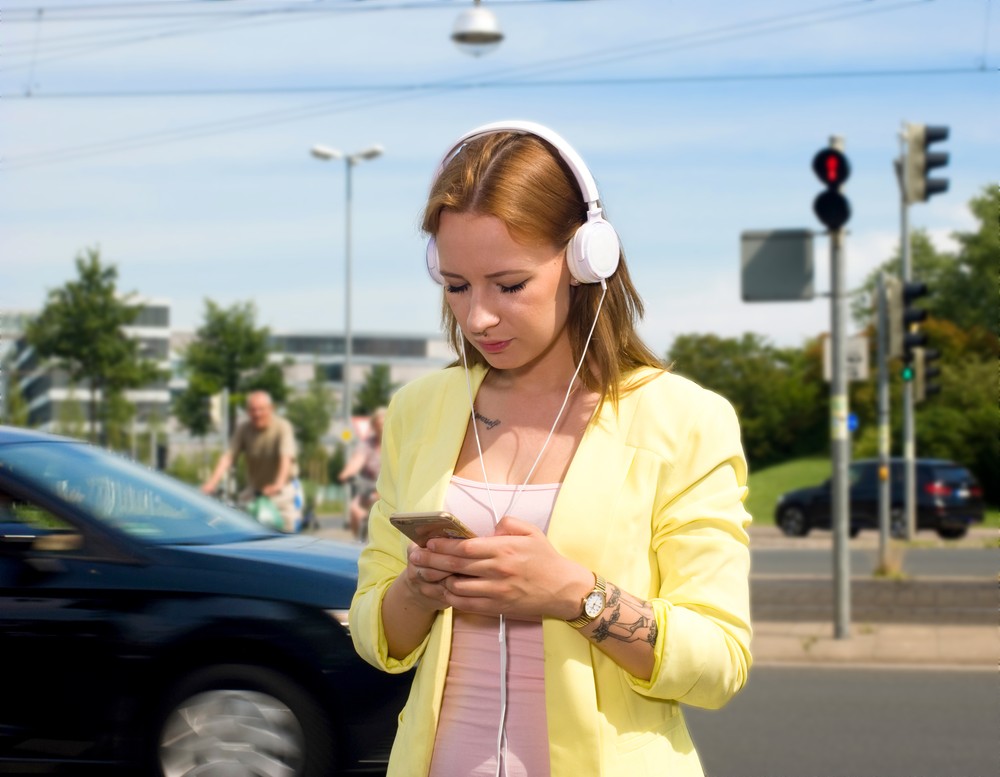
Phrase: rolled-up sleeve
[
  {"left": 625, "top": 392, "right": 753, "bottom": 709},
  {"left": 349, "top": 398, "right": 431, "bottom": 673}
]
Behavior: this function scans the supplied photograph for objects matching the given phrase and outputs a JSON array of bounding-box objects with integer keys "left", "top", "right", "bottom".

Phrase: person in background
[
  {"left": 338, "top": 406, "right": 386, "bottom": 540},
  {"left": 202, "top": 390, "right": 302, "bottom": 533},
  {"left": 350, "top": 121, "right": 752, "bottom": 777}
]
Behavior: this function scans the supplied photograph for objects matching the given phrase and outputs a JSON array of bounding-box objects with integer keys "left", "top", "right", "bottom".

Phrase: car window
[
  {"left": 848, "top": 464, "right": 877, "bottom": 488},
  {"left": 0, "top": 488, "right": 85, "bottom": 553},
  {"left": 0, "top": 442, "right": 272, "bottom": 545},
  {"left": 929, "top": 465, "right": 978, "bottom": 485}
]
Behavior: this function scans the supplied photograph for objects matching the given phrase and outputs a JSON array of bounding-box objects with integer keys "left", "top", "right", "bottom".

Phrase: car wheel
[
  {"left": 936, "top": 526, "right": 967, "bottom": 540},
  {"left": 155, "top": 664, "right": 335, "bottom": 777},
  {"left": 778, "top": 506, "right": 810, "bottom": 537}
]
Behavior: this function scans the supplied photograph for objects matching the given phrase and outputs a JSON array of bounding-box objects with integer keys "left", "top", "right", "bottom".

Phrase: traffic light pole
[
  {"left": 830, "top": 221, "right": 851, "bottom": 639},
  {"left": 826, "top": 132, "right": 851, "bottom": 640},
  {"left": 899, "top": 128, "right": 917, "bottom": 540},
  {"left": 876, "top": 273, "right": 891, "bottom": 569},
  {"left": 813, "top": 135, "right": 852, "bottom": 639}
]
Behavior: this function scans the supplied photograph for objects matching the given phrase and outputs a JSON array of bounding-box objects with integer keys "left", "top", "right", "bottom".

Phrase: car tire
[
  {"left": 936, "top": 526, "right": 968, "bottom": 540},
  {"left": 153, "top": 663, "right": 335, "bottom": 777},
  {"left": 778, "top": 506, "right": 810, "bottom": 537}
]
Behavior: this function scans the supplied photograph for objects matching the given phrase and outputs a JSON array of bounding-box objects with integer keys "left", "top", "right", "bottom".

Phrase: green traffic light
[{"left": 901, "top": 365, "right": 915, "bottom": 381}]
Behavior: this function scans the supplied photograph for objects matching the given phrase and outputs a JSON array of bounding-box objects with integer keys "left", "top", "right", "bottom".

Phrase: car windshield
[{"left": 0, "top": 441, "right": 273, "bottom": 545}]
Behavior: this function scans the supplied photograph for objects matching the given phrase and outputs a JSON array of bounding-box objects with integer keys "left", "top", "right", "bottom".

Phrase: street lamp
[
  {"left": 452, "top": 0, "right": 503, "bottom": 57},
  {"left": 310, "top": 142, "right": 383, "bottom": 457}
]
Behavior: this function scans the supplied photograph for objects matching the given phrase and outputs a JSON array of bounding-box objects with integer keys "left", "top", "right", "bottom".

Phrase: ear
[{"left": 569, "top": 277, "right": 582, "bottom": 287}]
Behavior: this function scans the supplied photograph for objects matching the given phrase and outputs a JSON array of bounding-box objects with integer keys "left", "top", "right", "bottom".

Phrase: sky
[{"left": 2, "top": 0, "right": 997, "bottom": 358}]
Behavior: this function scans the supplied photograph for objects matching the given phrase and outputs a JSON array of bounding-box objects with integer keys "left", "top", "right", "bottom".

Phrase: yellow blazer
[{"left": 351, "top": 364, "right": 752, "bottom": 777}]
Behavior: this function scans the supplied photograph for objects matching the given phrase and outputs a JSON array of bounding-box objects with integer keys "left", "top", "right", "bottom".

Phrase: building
[{"left": 1, "top": 300, "right": 172, "bottom": 436}]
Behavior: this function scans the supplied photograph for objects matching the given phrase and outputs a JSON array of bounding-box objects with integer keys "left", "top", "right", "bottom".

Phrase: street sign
[
  {"left": 739, "top": 229, "right": 814, "bottom": 302},
  {"left": 822, "top": 334, "right": 869, "bottom": 382}
]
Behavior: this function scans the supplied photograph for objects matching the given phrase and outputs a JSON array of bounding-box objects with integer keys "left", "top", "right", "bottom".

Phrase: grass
[
  {"left": 746, "top": 456, "right": 831, "bottom": 527},
  {"left": 745, "top": 455, "right": 999, "bottom": 531}
]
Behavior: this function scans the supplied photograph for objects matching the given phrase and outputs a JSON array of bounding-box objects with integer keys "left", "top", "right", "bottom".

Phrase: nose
[{"left": 465, "top": 288, "right": 500, "bottom": 336}]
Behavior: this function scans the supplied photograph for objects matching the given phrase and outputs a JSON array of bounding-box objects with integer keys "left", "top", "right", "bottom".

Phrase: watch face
[{"left": 584, "top": 591, "right": 606, "bottom": 618}]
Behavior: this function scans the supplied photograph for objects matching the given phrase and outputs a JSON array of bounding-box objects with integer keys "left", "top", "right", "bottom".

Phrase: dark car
[
  {"left": 774, "top": 458, "right": 984, "bottom": 539},
  {"left": 0, "top": 426, "right": 409, "bottom": 776}
]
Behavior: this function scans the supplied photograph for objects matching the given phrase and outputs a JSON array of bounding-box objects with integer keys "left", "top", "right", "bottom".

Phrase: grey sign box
[{"left": 740, "top": 229, "right": 814, "bottom": 302}]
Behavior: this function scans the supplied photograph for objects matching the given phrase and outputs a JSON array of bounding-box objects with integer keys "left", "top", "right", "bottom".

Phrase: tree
[
  {"left": 286, "top": 366, "right": 336, "bottom": 485},
  {"left": 175, "top": 300, "right": 286, "bottom": 435},
  {"left": 26, "top": 247, "right": 160, "bottom": 443},
  {"left": 849, "top": 187, "right": 999, "bottom": 501},
  {"left": 853, "top": 186, "right": 998, "bottom": 339},
  {"left": 666, "top": 333, "right": 827, "bottom": 469},
  {"left": 934, "top": 186, "right": 999, "bottom": 336},
  {"left": 2, "top": 373, "right": 30, "bottom": 427},
  {"left": 53, "top": 382, "right": 87, "bottom": 439},
  {"left": 353, "top": 364, "right": 397, "bottom": 415}
]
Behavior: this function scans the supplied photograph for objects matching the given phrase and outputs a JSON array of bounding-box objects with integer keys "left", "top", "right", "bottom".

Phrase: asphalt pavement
[{"left": 312, "top": 519, "right": 998, "bottom": 669}]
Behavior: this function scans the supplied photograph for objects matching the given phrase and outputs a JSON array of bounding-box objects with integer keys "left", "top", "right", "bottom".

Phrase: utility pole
[
  {"left": 895, "top": 122, "right": 950, "bottom": 539},
  {"left": 877, "top": 273, "right": 892, "bottom": 569},
  {"left": 812, "top": 137, "right": 852, "bottom": 639}
]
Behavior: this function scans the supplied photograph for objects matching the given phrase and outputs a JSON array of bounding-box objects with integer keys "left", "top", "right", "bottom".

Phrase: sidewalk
[
  {"left": 747, "top": 524, "right": 997, "bottom": 667},
  {"left": 312, "top": 519, "right": 998, "bottom": 668},
  {"left": 751, "top": 620, "right": 997, "bottom": 667}
]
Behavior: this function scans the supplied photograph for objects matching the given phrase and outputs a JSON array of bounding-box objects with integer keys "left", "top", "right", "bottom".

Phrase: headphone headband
[
  {"left": 433, "top": 119, "right": 604, "bottom": 214},
  {"left": 426, "top": 119, "right": 620, "bottom": 285}
]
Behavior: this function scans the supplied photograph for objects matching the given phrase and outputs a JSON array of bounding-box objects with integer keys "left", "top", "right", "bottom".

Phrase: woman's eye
[
  {"left": 500, "top": 282, "right": 526, "bottom": 294},
  {"left": 445, "top": 284, "right": 469, "bottom": 294}
]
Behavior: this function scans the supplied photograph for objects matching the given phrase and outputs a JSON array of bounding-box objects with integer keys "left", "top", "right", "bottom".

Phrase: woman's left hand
[{"left": 415, "top": 515, "right": 593, "bottom": 621}]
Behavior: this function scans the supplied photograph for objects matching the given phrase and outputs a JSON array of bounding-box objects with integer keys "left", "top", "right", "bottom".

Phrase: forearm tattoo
[{"left": 591, "top": 584, "right": 658, "bottom": 647}]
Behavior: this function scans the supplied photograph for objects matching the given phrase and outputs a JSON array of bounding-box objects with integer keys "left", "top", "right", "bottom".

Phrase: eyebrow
[{"left": 439, "top": 268, "right": 527, "bottom": 280}]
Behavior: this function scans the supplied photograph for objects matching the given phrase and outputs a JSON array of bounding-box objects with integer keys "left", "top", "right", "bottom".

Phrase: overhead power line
[
  {"left": 3, "top": 0, "right": 960, "bottom": 170},
  {"left": 7, "top": 66, "right": 983, "bottom": 100}
]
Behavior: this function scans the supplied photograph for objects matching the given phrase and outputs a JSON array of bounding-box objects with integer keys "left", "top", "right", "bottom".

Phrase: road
[
  {"left": 752, "top": 546, "right": 996, "bottom": 577},
  {"left": 685, "top": 665, "right": 998, "bottom": 777}
]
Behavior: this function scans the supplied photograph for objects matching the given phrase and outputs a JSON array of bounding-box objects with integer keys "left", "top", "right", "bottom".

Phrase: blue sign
[{"left": 847, "top": 412, "right": 859, "bottom": 433}]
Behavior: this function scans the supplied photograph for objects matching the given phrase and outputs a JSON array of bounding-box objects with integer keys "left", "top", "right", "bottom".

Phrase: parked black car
[
  {"left": 0, "top": 426, "right": 409, "bottom": 776},
  {"left": 774, "top": 458, "right": 984, "bottom": 539}
]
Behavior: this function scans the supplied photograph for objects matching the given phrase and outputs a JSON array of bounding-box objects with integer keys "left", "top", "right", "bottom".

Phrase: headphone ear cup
[
  {"left": 426, "top": 237, "right": 445, "bottom": 284},
  {"left": 566, "top": 218, "right": 620, "bottom": 284}
]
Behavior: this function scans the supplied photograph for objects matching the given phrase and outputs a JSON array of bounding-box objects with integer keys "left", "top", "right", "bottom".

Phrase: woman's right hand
[
  {"left": 381, "top": 541, "right": 453, "bottom": 659},
  {"left": 400, "top": 542, "right": 453, "bottom": 611}
]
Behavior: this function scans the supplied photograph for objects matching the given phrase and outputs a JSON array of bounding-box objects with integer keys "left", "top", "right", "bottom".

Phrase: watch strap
[{"left": 567, "top": 573, "right": 607, "bottom": 628}]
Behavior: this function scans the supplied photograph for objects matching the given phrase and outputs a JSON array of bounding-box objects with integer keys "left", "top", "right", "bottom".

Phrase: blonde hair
[{"left": 422, "top": 129, "right": 663, "bottom": 410}]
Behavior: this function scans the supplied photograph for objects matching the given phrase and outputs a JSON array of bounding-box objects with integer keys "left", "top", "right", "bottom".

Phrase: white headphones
[{"left": 425, "top": 120, "right": 621, "bottom": 286}]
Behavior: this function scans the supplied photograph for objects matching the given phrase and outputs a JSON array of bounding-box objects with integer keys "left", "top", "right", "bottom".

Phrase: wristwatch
[{"left": 567, "top": 573, "right": 607, "bottom": 629}]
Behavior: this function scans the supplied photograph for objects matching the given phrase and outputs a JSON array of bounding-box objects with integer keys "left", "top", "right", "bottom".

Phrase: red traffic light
[{"left": 812, "top": 148, "right": 850, "bottom": 187}]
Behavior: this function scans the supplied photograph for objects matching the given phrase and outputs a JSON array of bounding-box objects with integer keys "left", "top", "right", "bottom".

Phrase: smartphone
[{"left": 389, "top": 511, "right": 476, "bottom": 546}]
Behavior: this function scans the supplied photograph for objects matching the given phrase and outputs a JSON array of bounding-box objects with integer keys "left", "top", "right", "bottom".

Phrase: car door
[
  {"left": 849, "top": 462, "right": 879, "bottom": 528},
  {"left": 0, "top": 484, "right": 144, "bottom": 761}
]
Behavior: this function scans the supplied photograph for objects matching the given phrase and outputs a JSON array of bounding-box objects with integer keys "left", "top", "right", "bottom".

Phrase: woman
[
  {"left": 350, "top": 121, "right": 752, "bottom": 777},
  {"left": 338, "top": 407, "right": 386, "bottom": 540}
]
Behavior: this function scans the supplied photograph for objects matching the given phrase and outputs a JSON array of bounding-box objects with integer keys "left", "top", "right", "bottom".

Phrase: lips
[{"left": 478, "top": 339, "right": 511, "bottom": 354}]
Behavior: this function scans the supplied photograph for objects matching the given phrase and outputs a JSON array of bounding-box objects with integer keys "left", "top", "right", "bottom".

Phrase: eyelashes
[{"left": 445, "top": 282, "right": 526, "bottom": 295}]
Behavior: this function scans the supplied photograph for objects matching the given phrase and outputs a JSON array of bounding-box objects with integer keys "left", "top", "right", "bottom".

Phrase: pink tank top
[{"left": 427, "top": 476, "right": 560, "bottom": 777}]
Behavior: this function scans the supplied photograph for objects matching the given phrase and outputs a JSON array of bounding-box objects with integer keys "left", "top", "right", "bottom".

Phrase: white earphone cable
[{"left": 458, "top": 279, "right": 607, "bottom": 777}]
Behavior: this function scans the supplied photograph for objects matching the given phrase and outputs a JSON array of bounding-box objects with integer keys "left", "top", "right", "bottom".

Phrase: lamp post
[{"left": 310, "top": 142, "right": 383, "bottom": 524}]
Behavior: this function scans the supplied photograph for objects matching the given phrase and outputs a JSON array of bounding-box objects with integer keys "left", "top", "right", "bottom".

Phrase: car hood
[
  {"left": 174, "top": 534, "right": 362, "bottom": 575},
  {"left": 151, "top": 535, "right": 364, "bottom": 608}
]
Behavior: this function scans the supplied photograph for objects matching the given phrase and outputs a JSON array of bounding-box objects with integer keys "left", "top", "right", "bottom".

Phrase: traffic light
[
  {"left": 913, "top": 347, "right": 941, "bottom": 403},
  {"left": 812, "top": 146, "right": 850, "bottom": 230},
  {"left": 900, "top": 280, "right": 929, "bottom": 380},
  {"left": 904, "top": 124, "right": 949, "bottom": 204}
]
